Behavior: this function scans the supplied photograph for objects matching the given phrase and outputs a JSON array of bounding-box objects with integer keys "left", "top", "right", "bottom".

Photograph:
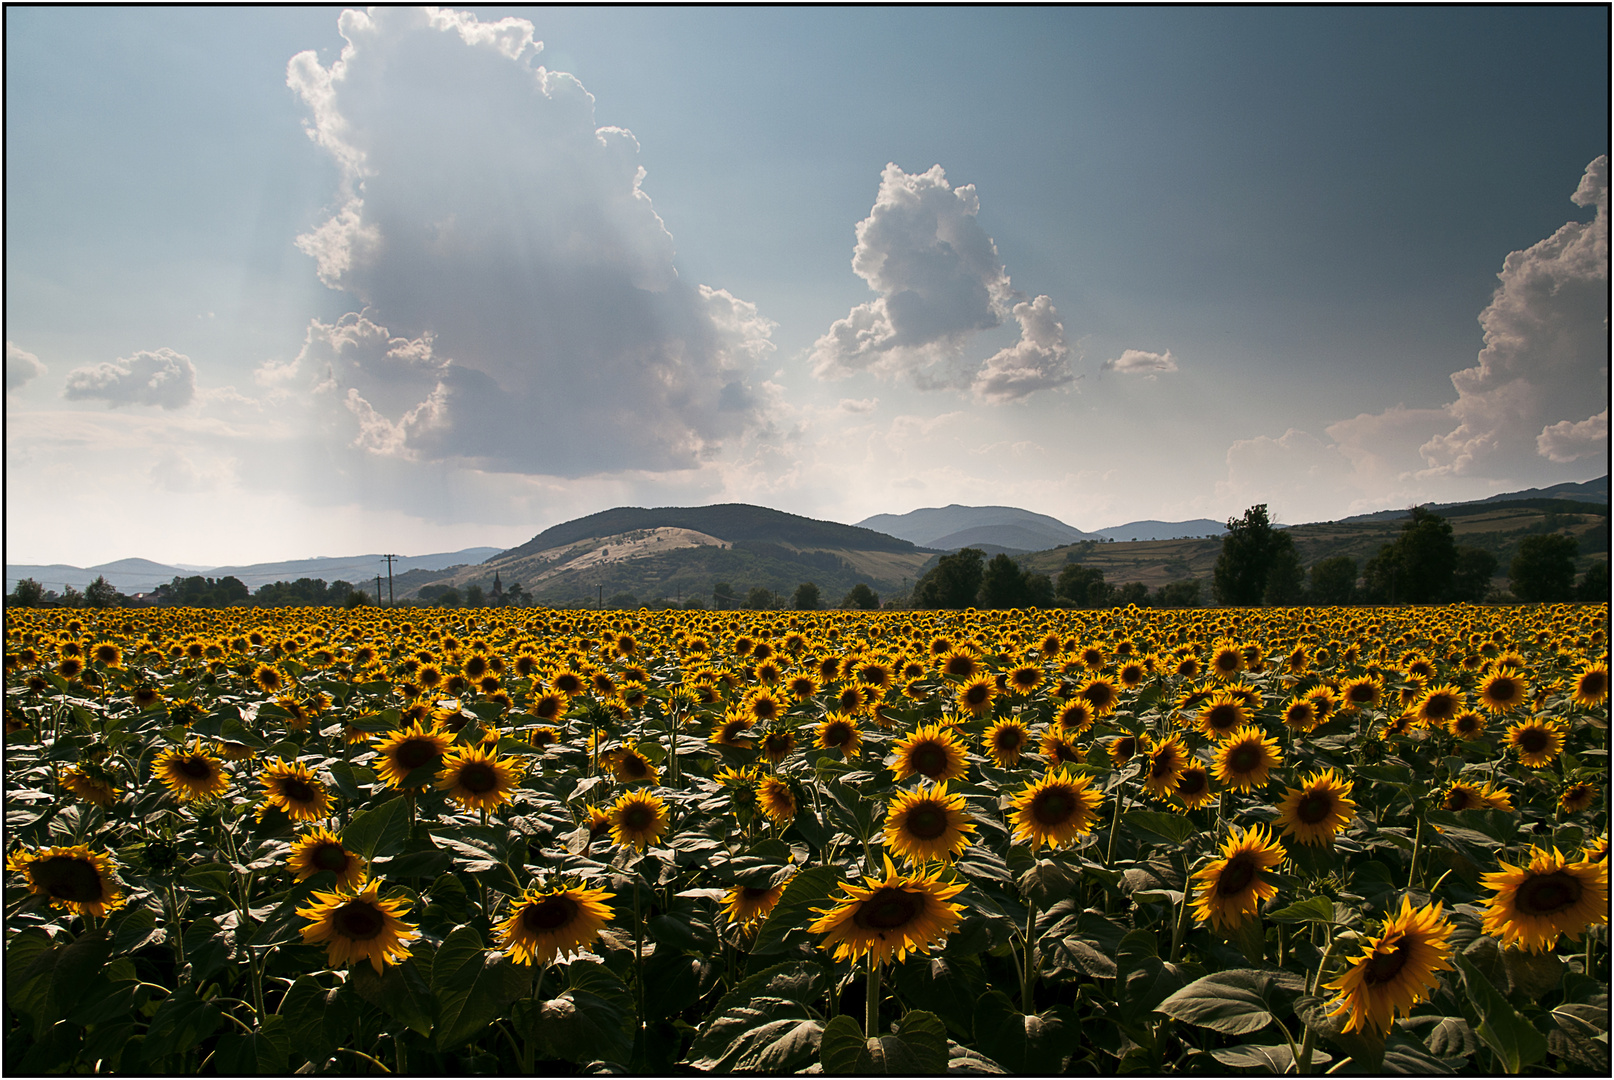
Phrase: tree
[
  {"left": 712, "top": 583, "right": 736, "bottom": 608},
  {"left": 1510, "top": 533, "right": 1579, "bottom": 602},
  {"left": 85, "top": 575, "right": 124, "bottom": 609},
  {"left": 1056, "top": 564, "right": 1111, "bottom": 607},
  {"left": 1025, "top": 573, "right": 1054, "bottom": 608},
  {"left": 1308, "top": 557, "right": 1358, "bottom": 606},
  {"left": 1577, "top": 561, "right": 1609, "bottom": 601},
  {"left": 1213, "top": 505, "right": 1298, "bottom": 606},
  {"left": 506, "top": 581, "right": 527, "bottom": 606},
  {"left": 912, "top": 548, "right": 986, "bottom": 609},
  {"left": 1154, "top": 579, "right": 1201, "bottom": 608},
  {"left": 344, "top": 590, "right": 369, "bottom": 609},
  {"left": 793, "top": 582, "right": 822, "bottom": 611},
  {"left": 1113, "top": 582, "right": 1151, "bottom": 607},
  {"left": 1450, "top": 547, "right": 1498, "bottom": 604},
  {"left": 1364, "top": 507, "right": 1458, "bottom": 604},
  {"left": 1263, "top": 546, "right": 1305, "bottom": 606},
  {"left": 436, "top": 587, "right": 461, "bottom": 607},
  {"left": 842, "top": 583, "right": 880, "bottom": 610},
  {"left": 977, "top": 554, "right": 1030, "bottom": 609},
  {"left": 464, "top": 584, "right": 486, "bottom": 608},
  {"left": 8, "top": 578, "right": 44, "bottom": 607},
  {"left": 607, "top": 592, "right": 638, "bottom": 609},
  {"left": 744, "top": 586, "right": 775, "bottom": 610}
]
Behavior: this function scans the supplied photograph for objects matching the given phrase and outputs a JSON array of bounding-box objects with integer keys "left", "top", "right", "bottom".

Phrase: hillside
[
  {"left": 855, "top": 505, "right": 1088, "bottom": 550},
  {"left": 502, "top": 504, "right": 915, "bottom": 559}
]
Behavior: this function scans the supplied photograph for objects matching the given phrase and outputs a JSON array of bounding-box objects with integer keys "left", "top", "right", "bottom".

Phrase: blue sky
[{"left": 6, "top": 6, "right": 1608, "bottom": 566}]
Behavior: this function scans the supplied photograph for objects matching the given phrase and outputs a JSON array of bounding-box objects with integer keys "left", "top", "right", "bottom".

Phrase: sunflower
[
  {"left": 891, "top": 723, "right": 969, "bottom": 782},
  {"left": 1281, "top": 697, "right": 1319, "bottom": 733},
  {"left": 61, "top": 764, "right": 118, "bottom": 807},
  {"left": 835, "top": 684, "right": 869, "bottom": 714},
  {"left": 744, "top": 688, "right": 785, "bottom": 724},
  {"left": 710, "top": 713, "right": 755, "bottom": 748},
  {"left": 1480, "top": 847, "right": 1609, "bottom": 953},
  {"left": 1446, "top": 710, "right": 1487, "bottom": 740},
  {"left": 1505, "top": 719, "right": 1565, "bottom": 768},
  {"left": 1413, "top": 684, "right": 1465, "bottom": 728},
  {"left": 602, "top": 744, "right": 660, "bottom": 785},
  {"left": 1324, "top": 897, "right": 1454, "bottom": 1034},
  {"left": 499, "top": 882, "right": 615, "bottom": 966},
  {"left": 1055, "top": 699, "right": 1096, "bottom": 735},
  {"left": 6, "top": 844, "right": 125, "bottom": 917},
  {"left": 721, "top": 880, "right": 789, "bottom": 931},
  {"left": 939, "top": 649, "right": 980, "bottom": 680},
  {"left": 1173, "top": 763, "right": 1217, "bottom": 811},
  {"left": 759, "top": 729, "right": 798, "bottom": 765},
  {"left": 1275, "top": 769, "right": 1357, "bottom": 846},
  {"left": 373, "top": 722, "right": 452, "bottom": 789},
  {"left": 131, "top": 685, "right": 164, "bottom": 710},
  {"left": 955, "top": 676, "right": 997, "bottom": 717},
  {"left": 1118, "top": 660, "right": 1148, "bottom": 688},
  {"left": 1190, "top": 824, "right": 1285, "bottom": 930},
  {"left": 288, "top": 827, "right": 368, "bottom": 890},
  {"left": 1441, "top": 780, "right": 1513, "bottom": 813},
  {"left": 1195, "top": 693, "right": 1250, "bottom": 741},
  {"left": 1571, "top": 662, "right": 1609, "bottom": 709},
  {"left": 1143, "top": 735, "right": 1190, "bottom": 797},
  {"left": 1107, "top": 734, "right": 1139, "bottom": 768},
  {"left": 815, "top": 713, "right": 862, "bottom": 758},
  {"left": 583, "top": 804, "right": 614, "bottom": 840},
  {"left": 1584, "top": 835, "right": 1610, "bottom": 863},
  {"left": 1006, "top": 664, "right": 1044, "bottom": 696},
  {"left": 808, "top": 855, "right": 967, "bottom": 965},
  {"left": 531, "top": 691, "right": 568, "bottom": 723},
  {"left": 609, "top": 790, "right": 669, "bottom": 850},
  {"left": 1303, "top": 685, "right": 1337, "bottom": 723},
  {"left": 298, "top": 878, "right": 419, "bottom": 974},
  {"left": 1559, "top": 783, "right": 1598, "bottom": 815},
  {"left": 1213, "top": 726, "right": 1282, "bottom": 792},
  {"left": 1078, "top": 677, "right": 1121, "bottom": 715},
  {"left": 1478, "top": 671, "right": 1528, "bottom": 714},
  {"left": 785, "top": 674, "right": 820, "bottom": 701},
  {"left": 153, "top": 743, "right": 230, "bottom": 802},
  {"left": 1208, "top": 641, "right": 1244, "bottom": 680},
  {"left": 251, "top": 664, "right": 285, "bottom": 694},
  {"left": 1039, "top": 728, "right": 1084, "bottom": 767},
  {"left": 1009, "top": 769, "right": 1103, "bottom": 849},
  {"left": 883, "top": 783, "right": 975, "bottom": 863},
  {"left": 757, "top": 775, "right": 797, "bottom": 825},
  {"left": 436, "top": 744, "right": 524, "bottom": 812},
  {"left": 983, "top": 718, "right": 1030, "bottom": 768},
  {"left": 1337, "top": 675, "right": 1382, "bottom": 712},
  {"left": 259, "top": 758, "right": 333, "bottom": 822}
]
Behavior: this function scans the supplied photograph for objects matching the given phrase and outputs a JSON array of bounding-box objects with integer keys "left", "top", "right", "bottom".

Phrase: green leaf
[
  {"left": 1547, "top": 1003, "right": 1611, "bottom": 1073},
  {"left": 181, "top": 916, "right": 231, "bottom": 983},
  {"left": 890, "top": 1010, "right": 949, "bottom": 1073},
  {"left": 972, "top": 989, "right": 1078, "bottom": 1074},
  {"left": 1381, "top": 1032, "right": 1456, "bottom": 1074},
  {"left": 142, "top": 985, "right": 223, "bottom": 1063},
  {"left": 688, "top": 961, "right": 828, "bottom": 1072},
  {"left": 11, "top": 928, "right": 112, "bottom": 1038},
  {"left": 431, "top": 924, "right": 532, "bottom": 1050},
  {"left": 244, "top": 879, "right": 321, "bottom": 947},
  {"left": 895, "top": 954, "right": 987, "bottom": 1038},
  {"left": 536, "top": 986, "right": 635, "bottom": 1066},
  {"left": 749, "top": 865, "right": 839, "bottom": 956},
  {"left": 1115, "top": 930, "right": 1189, "bottom": 1015},
  {"left": 373, "top": 844, "right": 455, "bottom": 880},
  {"left": 212, "top": 1014, "right": 290, "bottom": 1075},
  {"left": 1453, "top": 953, "right": 1547, "bottom": 1073},
  {"left": 1154, "top": 969, "right": 1303, "bottom": 1036},
  {"left": 1017, "top": 858, "right": 1077, "bottom": 908},
  {"left": 1125, "top": 810, "right": 1197, "bottom": 846},
  {"left": 278, "top": 975, "right": 349, "bottom": 1069},
  {"left": 819, "top": 1014, "right": 872, "bottom": 1074},
  {"left": 1267, "top": 896, "right": 1348, "bottom": 925},
  {"left": 349, "top": 953, "right": 435, "bottom": 1038},
  {"left": 342, "top": 795, "right": 411, "bottom": 860},
  {"left": 182, "top": 862, "right": 235, "bottom": 897}
]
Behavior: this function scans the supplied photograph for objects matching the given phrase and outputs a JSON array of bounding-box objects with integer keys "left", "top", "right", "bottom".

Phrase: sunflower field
[{"left": 3, "top": 601, "right": 1609, "bottom": 1074}]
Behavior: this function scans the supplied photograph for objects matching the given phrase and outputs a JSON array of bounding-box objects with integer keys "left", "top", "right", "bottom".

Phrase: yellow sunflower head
[
  {"left": 1480, "top": 847, "right": 1608, "bottom": 953},
  {"left": 1142, "top": 736, "right": 1189, "bottom": 798},
  {"left": 1275, "top": 769, "right": 1356, "bottom": 846},
  {"left": 1505, "top": 719, "right": 1565, "bottom": 768},
  {"left": 259, "top": 757, "right": 333, "bottom": 822},
  {"left": 499, "top": 882, "right": 615, "bottom": 966},
  {"left": 1571, "top": 661, "right": 1609, "bottom": 708},
  {"left": 435, "top": 743, "right": 524, "bottom": 812},
  {"left": 297, "top": 878, "right": 420, "bottom": 974},
  {"left": 6, "top": 844, "right": 125, "bottom": 917},
  {"left": 373, "top": 722, "right": 453, "bottom": 789},
  {"left": 1324, "top": 896, "right": 1454, "bottom": 1034},
  {"left": 891, "top": 723, "right": 969, "bottom": 783},
  {"left": 1009, "top": 769, "right": 1103, "bottom": 849},
  {"left": 1196, "top": 693, "right": 1250, "bottom": 741},
  {"left": 815, "top": 712, "right": 862, "bottom": 758},
  {"left": 955, "top": 676, "right": 997, "bottom": 717},
  {"left": 153, "top": 743, "right": 231, "bottom": 802},
  {"left": 756, "top": 775, "right": 798, "bottom": 826},
  {"left": 721, "top": 879, "right": 789, "bottom": 932},
  {"left": 808, "top": 855, "right": 967, "bottom": 966},
  {"left": 883, "top": 782, "right": 976, "bottom": 864},
  {"left": 609, "top": 790, "right": 669, "bottom": 851},
  {"left": 1173, "top": 762, "right": 1217, "bottom": 810},
  {"left": 1478, "top": 670, "right": 1528, "bottom": 714},
  {"left": 1190, "top": 823, "right": 1285, "bottom": 930},
  {"left": 1212, "top": 726, "right": 1282, "bottom": 792},
  {"left": 288, "top": 827, "right": 368, "bottom": 890},
  {"left": 983, "top": 718, "right": 1030, "bottom": 768}
]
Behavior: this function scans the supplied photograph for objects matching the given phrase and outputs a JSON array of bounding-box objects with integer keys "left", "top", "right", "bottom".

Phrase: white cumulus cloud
[
  {"left": 283, "top": 6, "right": 775, "bottom": 478},
  {"left": 1537, "top": 408, "right": 1608, "bottom": 463},
  {"left": 63, "top": 347, "right": 197, "bottom": 409},
  {"left": 811, "top": 162, "right": 1072, "bottom": 400},
  {"left": 6, "top": 342, "right": 46, "bottom": 392},
  {"left": 1102, "top": 348, "right": 1177, "bottom": 375}
]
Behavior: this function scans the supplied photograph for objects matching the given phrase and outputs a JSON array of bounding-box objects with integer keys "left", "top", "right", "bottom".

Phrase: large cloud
[
  {"left": 1420, "top": 154, "right": 1609, "bottom": 475},
  {"left": 6, "top": 342, "right": 46, "bottom": 393},
  {"left": 62, "top": 347, "right": 197, "bottom": 409},
  {"left": 284, "top": 7, "right": 775, "bottom": 476},
  {"left": 810, "top": 163, "right": 1073, "bottom": 401}
]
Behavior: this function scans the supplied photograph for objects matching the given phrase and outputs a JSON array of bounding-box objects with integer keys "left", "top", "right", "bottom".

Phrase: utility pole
[
  {"left": 382, "top": 555, "right": 399, "bottom": 606},
  {"left": 376, "top": 574, "right": 382, "bottom": 607},
  {"left": 597, "top": 583, "right": 604, "bottom": 609}
]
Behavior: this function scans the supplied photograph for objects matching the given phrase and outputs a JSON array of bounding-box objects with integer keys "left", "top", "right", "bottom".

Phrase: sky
[{"left": 5, "top": 5, "right": 1609, "bottom": 568}]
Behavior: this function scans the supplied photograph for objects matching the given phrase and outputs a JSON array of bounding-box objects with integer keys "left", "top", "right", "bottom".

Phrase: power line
[{"left": 381, "top": 555, "right": 399, "bottom": 606}]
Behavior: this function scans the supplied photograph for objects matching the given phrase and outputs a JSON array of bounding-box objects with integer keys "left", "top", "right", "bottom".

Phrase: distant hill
[
  {"left": 1336, "top": 475, "right": 1608, "bottom": 523},
  {"left": 1089, "top": 519, "right": 1227, "bottom": 542},
  {"left": 856, "top": 505, "right": 1089, "bottom": 551},
  {"left": 5, "top": 548, "right": 501, "bottom": 594},
  {"left": 504, "top": 504, "right": 915, "bottom": 560}
]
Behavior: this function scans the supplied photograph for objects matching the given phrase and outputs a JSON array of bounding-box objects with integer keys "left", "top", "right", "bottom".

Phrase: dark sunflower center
[
  {"left": 964, "top": 685, "right": 989, "bottom": 706},
  {"left": 995, "top": 730, "right": 1023, "bottom": 752},
  {"left": 396, "top": 739, "right": 439, "bottom": 771},
  {"left": 177, "top": 756, "right": 215, "bottom": 780},
  {"left": 1362, "top": 941, "right": 1409, "bottom": 984},
  {"left": 1424, "top": 696, "right": 1457, "bottom": 720},
  {"left": 825, "top": 724, "right": 851, "bottom": 746},
  {"left": 1032, "top": 789, "right": 1075, "bottom": 825},
  {"left": 1206, "top": 705, "right": 1239, "bottom": 730},
  {"left": 1216, "top": 854, "right": 1258, "bottom": 895},
  {"left": 37, "top": 856, "right": 105, "bottom": 902},
  {"left": 536, "top": 697, "right": 561, "bottom": 719},
  {"left": 1113, "top": 738, "right": 1135, "bottom": 760},
  {"left": 947, "top": 658, "right": 974, "bottom": 677},
  {"left": 1014, "top": 671, "right": 1039, "bottom": 688},
  {"left": 853, "top": 887, "right": 919, "bottom": 931},
  {"left": 618, "top": 755, "right": 649, "bottom": 780},
  {"left": 1083, "top": 685, "right": 1116, "bottom": 709},
  {"left": 1297, "top": 793, "right": 1334, "bottom": 824},
  {"left": 1445, "top": 789, "right": 1478, "bottom": 811},
  {"left": 279, "top": 777, "right": 317, "bottom": 803},
  {"left": 905, "top": 805, "right": 948, "bottom": 839},
  {"left": 1456, "top": 715, "right": 1479, "bottom": 733},
  {"left": 622, "top": 805, "right": 653, "bottom": 830},
  {"left": 457, "top": 762, "right": 498, "bottom": 793},
  {"left": 912, "top": 745, "right": 947, "bottom": 777},
  {"left": 1489, "top": 679, "right": 1520, "bottom": 703},
  {"left": 522, "top": 895, "right": 578, "bottom": 932},
  {"left": 313, "top": 844, "right": 350, "bottom": 872},
  {"left": 741, "top": 885, "right": 774, "bottom": 901},
  {"left": 1518, "top": 728, "right": 1550, "bottom": 754},
  {"left": 1178, "top": 770, "right": 1207, "bottom": 796},
  {"left": 1228, "top": 746, "right": 1262, "bottom": 773},
  {"left": 1151, "top": 753, "right": 1177, "bottom": 779},
  {"left": 335, "top": 900, "right": 386, "bottom": 941},
  {"left": 1580, "top": 672, "right": 1608, "bottom": 697},
  {"left": 1516, "top": 871, "right": 1582, "bottom": 915},
  {"left": 765, "top": 735, "right": 791, "bottom": 754},
  {"left": 1348, "top": 685, "right": 1375, "bottom": 703},
  {"left": 1215, "top": 654, "right": 1239, "bottom": 673}
]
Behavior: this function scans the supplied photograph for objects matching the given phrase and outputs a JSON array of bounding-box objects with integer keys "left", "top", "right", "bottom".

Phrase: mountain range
[{"left": 5, "top": 549, "right": 502, "bottom": 594}]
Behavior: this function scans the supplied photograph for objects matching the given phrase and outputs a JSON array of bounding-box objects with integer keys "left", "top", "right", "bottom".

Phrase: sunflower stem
[
  {"left": 633, "top": 878, "right": 646, "bottom": 1049},
  {"left": 1407, "top": 811, "right": 1424, "bottom": 891},
  {"left": 166, "top": 883, "right": 188, "bottom": 983},
  {"left": 865, "top": 952, "right": 882, "bottom": 1036},
  {"left": 1020, "top": 901, "right": 1037, "bottom": 1013}
]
